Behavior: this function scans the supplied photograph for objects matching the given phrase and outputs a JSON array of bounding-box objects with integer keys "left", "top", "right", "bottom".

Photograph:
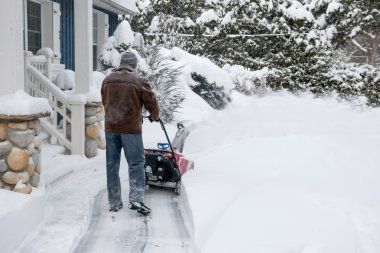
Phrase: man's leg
[
  {"left": 106, "top": 132, "right": 123, "bottom": 210},
  {"left": 121, "top": 134, "right": 146, "bottom": 203}
]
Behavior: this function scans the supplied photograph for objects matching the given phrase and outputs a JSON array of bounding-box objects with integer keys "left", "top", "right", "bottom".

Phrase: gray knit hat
[{"left": 119, "top": 51, "right": 138, "bottom": 69}]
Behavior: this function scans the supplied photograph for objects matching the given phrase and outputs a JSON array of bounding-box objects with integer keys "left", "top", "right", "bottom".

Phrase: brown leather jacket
[{"left": 101, "top": 67, "right": 160, "bottom": 133}]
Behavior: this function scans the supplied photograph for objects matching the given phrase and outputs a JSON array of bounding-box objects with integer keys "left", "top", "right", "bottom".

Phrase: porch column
[
  {"left": 0, "top": 0, "right": 24, "bottom": 96},
  {"left": 72, "top": 0, "right": 93, "bottom": 156},
  {"left": 74, "top": 0, "right": 93, "bottom": 94}
]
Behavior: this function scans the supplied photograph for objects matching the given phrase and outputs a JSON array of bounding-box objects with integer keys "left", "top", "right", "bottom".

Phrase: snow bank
[
  {"left": 0, "top": 188, "right": 46, "bottom": 253},
  {"left": 170, "top": 47, "right": 234, "bottom": 90},
  {"left": 0, "top": 90, "right": 52, "bottom": 116},
  {"left": 183, "top": 91, "right": 380, "bottom": 253}
]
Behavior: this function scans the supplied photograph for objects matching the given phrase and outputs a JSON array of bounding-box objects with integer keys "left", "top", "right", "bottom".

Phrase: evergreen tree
[
  {"left": 328, "top": 0, "right": 380, "bottom": 66},
  {"left": 131, "top": 0, "right": 380, "bottom": 106},
  {"left": 141, "top": 47, "right": 185, "bottom": 122}
]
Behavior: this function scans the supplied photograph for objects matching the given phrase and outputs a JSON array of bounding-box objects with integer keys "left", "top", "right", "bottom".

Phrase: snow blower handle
[
  {"left": 158, "top": 118, "right": 176, "bottom": 156},
  {"left": 142, "top": 116, "right": 176, "bottom": 157}
]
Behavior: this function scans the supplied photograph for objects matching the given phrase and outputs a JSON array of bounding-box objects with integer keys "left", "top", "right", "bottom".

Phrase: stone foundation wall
[
  {"left": 0, "top": 118, "right": 47, "bottom": 194},
  {"left": 85, "top": 103, "right": 106, "bottom": 158}
]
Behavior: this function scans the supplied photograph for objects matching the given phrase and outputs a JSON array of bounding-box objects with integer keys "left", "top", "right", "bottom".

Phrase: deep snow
[
  {"left": 183, "top": 91, "right": 380, "bottom": 253},
  {"left": 2, "top": 91, "right": 379, "bottom": 253}
]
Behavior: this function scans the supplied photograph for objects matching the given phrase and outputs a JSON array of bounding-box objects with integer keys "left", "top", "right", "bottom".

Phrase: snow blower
[{"left": 144, "top": 117, "right": 194, "bottom": 195}]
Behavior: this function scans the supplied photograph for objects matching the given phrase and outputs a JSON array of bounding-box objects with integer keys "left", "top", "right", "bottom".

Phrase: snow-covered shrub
[
  {"left": 190, "top": 72, "right": 231, "bottom": 110},
  {"left": 323, "top": 63, "right": 380, "bottom": 106},
  {"left": 223, "top": 65, "right": 275, "bottom": 95},
  {"left": 142, "top": 47, "right": 185, "bottom": 122},
  {"left": 98, "top": 20, "right": 135, "bottom": 71}
]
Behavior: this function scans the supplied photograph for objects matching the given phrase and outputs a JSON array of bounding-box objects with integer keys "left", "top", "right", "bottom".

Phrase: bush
[
  {"left": 190, "top": 72, "right": 231, "bottom": 109},
  {"left": 143, "top": 47, "right": 185, "bottom": 122}
]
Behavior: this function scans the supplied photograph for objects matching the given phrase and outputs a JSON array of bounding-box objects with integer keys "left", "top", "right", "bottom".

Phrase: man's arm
[
  {"left": 101, "top": 80, "right": 107, "bottom": 106},
  {"left": 142, "top": 80, "right": 160, "bottom": 121}
]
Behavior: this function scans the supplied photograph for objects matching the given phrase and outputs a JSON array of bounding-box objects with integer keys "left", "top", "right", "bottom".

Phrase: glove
[{"left": 149, "top": 116, "right": 160, "bottom": 122}]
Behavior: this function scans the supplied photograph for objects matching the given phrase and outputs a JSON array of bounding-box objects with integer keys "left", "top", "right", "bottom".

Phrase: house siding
[{"left": 51, "top": 0, "right": 119, "bottom": 71}]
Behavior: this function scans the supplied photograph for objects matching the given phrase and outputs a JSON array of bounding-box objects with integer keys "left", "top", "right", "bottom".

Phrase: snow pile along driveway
[{"left": 183, "top": 92, "right": 380, "bottom": 253}]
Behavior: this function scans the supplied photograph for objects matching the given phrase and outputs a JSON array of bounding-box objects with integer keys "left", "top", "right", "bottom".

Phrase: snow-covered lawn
[{"left": 1, "top": 91, "right": 380, "bottom": 253}]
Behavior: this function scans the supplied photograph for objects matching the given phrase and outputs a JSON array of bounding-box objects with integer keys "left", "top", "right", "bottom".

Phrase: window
[
  {"left": 27, "top": 1, "right": 42, "bottom": 54},
  {"left": 93, "top": 12, "right": 98, "bottom": 70}
]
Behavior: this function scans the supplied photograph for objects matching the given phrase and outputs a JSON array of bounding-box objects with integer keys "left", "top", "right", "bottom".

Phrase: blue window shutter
[
  {"left": 53, "top": 0, "right": 75, "bottom": 71},
  {"left": 108, "top": 13, "right": 118, "bottom": 36}
]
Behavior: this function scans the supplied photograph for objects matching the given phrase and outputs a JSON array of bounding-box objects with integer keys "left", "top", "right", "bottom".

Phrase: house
[{"left": 0, "top": 0, "right": 136, "bottom": 156}]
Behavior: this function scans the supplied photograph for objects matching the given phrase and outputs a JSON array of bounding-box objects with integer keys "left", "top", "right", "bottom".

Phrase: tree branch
[
  {"left": 363, "top": 30, "right": 376, "bottom": 39},
  {"left": 351, "top": 39, "right": 368, "bottom": 53}
]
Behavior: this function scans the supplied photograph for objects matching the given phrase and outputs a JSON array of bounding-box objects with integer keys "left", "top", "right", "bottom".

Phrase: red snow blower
[{"left": 144, "top": 117, "right": 194, "bottom": 195}]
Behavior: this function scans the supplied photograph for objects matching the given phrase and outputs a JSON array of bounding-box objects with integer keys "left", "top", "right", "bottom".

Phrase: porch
[{"left": 20, "top": 0, "right": 136, "bottom": 157}]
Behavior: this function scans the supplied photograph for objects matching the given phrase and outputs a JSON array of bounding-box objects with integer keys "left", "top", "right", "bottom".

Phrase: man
[{"left": 101, "top": 51, "right": 160, "bottom": 215}]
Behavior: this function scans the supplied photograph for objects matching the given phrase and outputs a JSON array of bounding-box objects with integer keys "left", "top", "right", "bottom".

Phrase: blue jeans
[{"left": 106, "top": 132, "right": 146, "bottom": 208}]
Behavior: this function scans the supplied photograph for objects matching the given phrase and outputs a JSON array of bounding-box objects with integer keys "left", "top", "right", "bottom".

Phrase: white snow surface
[
  {"left": 54, "top": 71, "right": 106, "bottom": 103},
  {"left": 169, "top": 47, "right": 234, "bottom": 90},
  {"left": 282, "top": 1, "right": 315, "bottom": 23},
  {"left": 0, "top": 188, "right": 45, "bottom": 253},
  {"left": 326, "top": 1, "right": 342, "bottom": 16},
  {"left": 221, "top": 12, "right": 233, "bottom": 25},
  {"left": 54, "top": 69, "right": 76, "bottom": 90},
  {"left": 196, "top": 9, "right": 219, "bottom": 24},
  {"left": 148, "top": 16, "right": 160, "bottom": 32},
  {"left": 100, "top": 48, "right": 121, "bottom": 69},
  {"left": 36, "top": 48, "right": 55, "bottom": 58},
  {"left": 185, "top": 17, "right": 196, "bottom": 27},
  {"left": 2, "top": 90, "right": 380, "bottom": 253},
  {"left": 183, "top": 91, "right": 380, "bottom": 253},
  {"left": 86, "top": 71, "right": 106, "bottom": 103},
  {"left": 0, "top": 90, "right": 52, "bottom": 116},
  {"left": 223, "top": 64, "right": 272, "bottom": 94},
  {"left": 113, "top": 20, "right": 135, "bottom": 47}
]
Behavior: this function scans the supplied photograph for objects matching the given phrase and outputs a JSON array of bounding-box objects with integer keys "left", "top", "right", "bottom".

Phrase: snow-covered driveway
[
  {"left": 15, "top": 149, "right": 195, "bottom": 253},
  {"left": 75, "top": 187, "right": 194, "bottom": 253}
]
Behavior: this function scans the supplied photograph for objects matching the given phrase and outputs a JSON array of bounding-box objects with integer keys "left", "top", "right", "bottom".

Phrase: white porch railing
[
  {"left": 25, "top": 53, "right": 86, "bottom": 155},
  {"left": 29, "top": 55, "right": 53, "bottom": 80},
  {"left": 25, "top": 63, "right": 72, "bottom": 151}
]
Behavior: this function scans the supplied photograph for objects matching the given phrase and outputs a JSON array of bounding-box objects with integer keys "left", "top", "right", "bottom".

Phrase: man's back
[{"left": 101, "top": 67, "right": 159, "bottom": 134}]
